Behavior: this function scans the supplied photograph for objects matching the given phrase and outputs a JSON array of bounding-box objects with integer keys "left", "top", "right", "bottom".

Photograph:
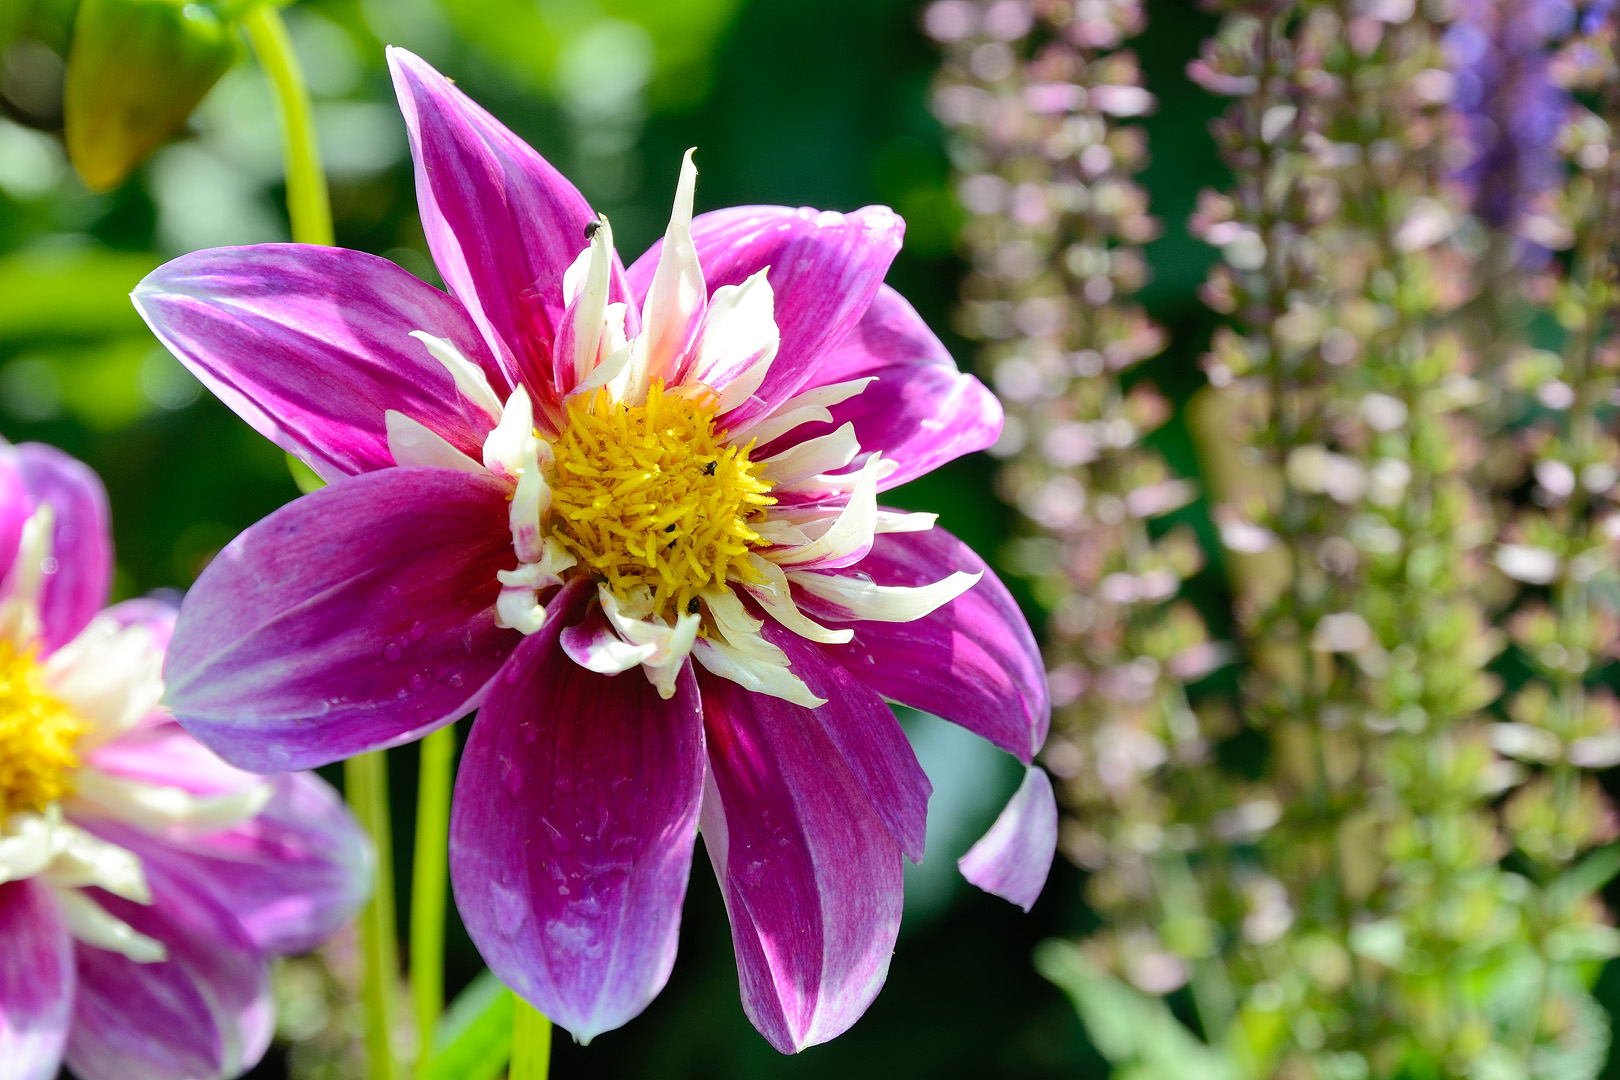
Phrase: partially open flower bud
[{"left": 63, "top": 0, "right": 241, "bottom": 191}]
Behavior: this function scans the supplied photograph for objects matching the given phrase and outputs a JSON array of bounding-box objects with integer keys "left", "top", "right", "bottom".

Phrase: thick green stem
[
  {"left": 411, "top": 725, "right": 457, "bottom": 1070},
  {"left": 510, "top": 999, "right": 553, "bottom": 1080},
  {"left": 346, "top": 752, "right": 402, "bottom": 1080},
  {"left": 242, "top": 4, "right": 333, "bottom": 246},
  {"left": 246, "top": 9, "right": 399, "bottom": 1077}
]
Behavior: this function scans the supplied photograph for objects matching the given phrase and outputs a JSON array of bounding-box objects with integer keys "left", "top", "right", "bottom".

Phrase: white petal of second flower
[
  {"left": 44, "top": 616, "right": 163, "bottom": 748},
  {"left": 37, "top": 823, "right": 149, "bottom": 902},
  {"left": 51, "top": 885, "right": 166, "bottom": 963},
  {"left": 67, "top": 768, "right": 273, "bottom": 834}
]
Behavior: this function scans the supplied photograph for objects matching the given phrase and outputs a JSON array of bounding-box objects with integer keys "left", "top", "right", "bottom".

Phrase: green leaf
[
  {"left": 285, "top": 453, "right": 326, "bottom": 495},
  {"left": 0, "top": 248, "right": 162, "bottom": 342},
  {"left": 1034, "top": 940, "right": 1236, "bottom": 1079},
  {"left": 422, "top": 971, "right": 515, "bottom": 1080}
]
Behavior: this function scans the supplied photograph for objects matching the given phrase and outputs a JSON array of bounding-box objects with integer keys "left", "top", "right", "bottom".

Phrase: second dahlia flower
[
  {"left": 135, "top": 48, "right": 1056, "bottom": 1051},
  {"left": 0, "top": 441, "right": 369, "bottom": 1080}
]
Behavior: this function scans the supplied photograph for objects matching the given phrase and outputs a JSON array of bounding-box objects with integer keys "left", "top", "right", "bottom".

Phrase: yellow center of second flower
[
  {"left": 0, "top": 640, "right": 85, "bottom": 820},
  {"left": 549, "top": 380, "right": 776, "bottom": 622}
]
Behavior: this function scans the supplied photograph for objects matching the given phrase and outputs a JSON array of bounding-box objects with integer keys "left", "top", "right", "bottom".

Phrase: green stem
[
  {"left": 410, "top": 725, "right": 457, "bottom": 1071},
  {"left": 242, "top": 4, "right": 334, "bottom": 246},
  {"left": 510, "top": 999, "right": 553, "bottom": 1080},
  {"left": 346, "top": 752, "right": 402, "bottom": 1080}
]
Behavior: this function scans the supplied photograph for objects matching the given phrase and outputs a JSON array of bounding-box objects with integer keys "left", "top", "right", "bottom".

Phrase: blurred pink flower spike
[
  {"left": 134, "top": 47, "right": 1053, "bottom": 1052},
  {"left": 0, "top": 442, "right": 370, "bottom": 1080}
]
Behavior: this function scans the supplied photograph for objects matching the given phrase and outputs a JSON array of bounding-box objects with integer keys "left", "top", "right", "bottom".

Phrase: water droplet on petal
[
  {"left": 500, "top": 756, "right": 523, "bottom": 795},
  {"left": 384, "top": 642, "right": 403, "bottom": 662}
]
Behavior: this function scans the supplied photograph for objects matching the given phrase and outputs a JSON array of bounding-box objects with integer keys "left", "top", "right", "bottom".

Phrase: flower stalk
[
  {"left": 242, "top": 2, "right": 333, "bottom": 247},
  {"left": 411, "top": 725, "right": 457, "bottom": 1071},
  {"left": 510, "top": 999, "right": 553, "bottom": 1080},
  {"left": 346, "top": 751, "right": 403, "bottom": 1080},
  {"left": 244, "top": 14, "right": 399, "bottom": 1078}
]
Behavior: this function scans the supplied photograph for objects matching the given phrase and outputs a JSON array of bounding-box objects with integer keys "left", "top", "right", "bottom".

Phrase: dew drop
[
  {"left": 409, "top": 620, "right": 426, "bottom": 641},
  {"left": 500, "top": 756, "right": 523, "bottom": 795},
  {"left": 409, "top": 671, "right": 427, "bottom": 691},
  {"left": 383, "top": 642, "right": 403, "bottom": 662}
]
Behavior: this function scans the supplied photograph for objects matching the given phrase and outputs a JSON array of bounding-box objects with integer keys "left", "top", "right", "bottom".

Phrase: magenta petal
[
  {"left": 758, "top": 620, "right": 930, "bottom": 863},
  {"left": 388, "top": 47, "right": 636, "bottom": 409},
  {"left": 87, "top": 721, "right": 264, "bottom": 799},
  {"left": 628, "top": 205, "right": 904, "bottom": 429},
  {"left": 698, "top": 670, "right": 904, "bottom": 1053},
  {"left": 791, "top": 286, "right": 1002, "bottom": 490},
  {"left": 66, "top": 865, "right": 272, "bottom": 1080},
  {"left": 90, "top": 771, "right": 371, "bottom": 955},
  {"left": 134, "top": 245, "right": 505, "bottom": 482},
  {"left": 0, "top": 880, "right": 73, "bottom": 1080},
  {"left": 0, "top": 446, "right": 30, "bottom": 590},
  {"left": 13, "top": 443, "right": 113, "bottom": 652},
  {"left": 958, "top": 766, "right": 1058, "bottom": 912},
  {"left": 817, "top": 527, "right": 1050, "bottom": 763},
  {"left": 450, "top": 579, "right": 704, "bottom": 1043},
  {"left": 165, "top": 468, "right": 521, "bottom": 771}
]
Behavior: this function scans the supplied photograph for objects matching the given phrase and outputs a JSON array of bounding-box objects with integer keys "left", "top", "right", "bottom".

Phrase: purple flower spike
[
  {"left": 1446, "top": 0, "right": 1573, "bottom": 242},
  {"left": 137, "top": 47, "right": 1053, "bottom": 1052},
  {"left": 0, "top": 442, "right": 369, "bottom": 1080}
]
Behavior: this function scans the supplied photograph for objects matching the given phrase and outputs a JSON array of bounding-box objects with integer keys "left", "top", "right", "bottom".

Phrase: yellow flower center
[
  {"left": 0, "top": 640, "right": 85, "bottom": 820},
  {"left": 549, "top": 380, "right": 776, "bottom": 621}
]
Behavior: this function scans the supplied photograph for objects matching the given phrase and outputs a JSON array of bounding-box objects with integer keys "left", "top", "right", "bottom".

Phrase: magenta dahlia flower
[
  {"left": 134, "top": 47, "right": 1056, "bottom": 1051},
  {"left": 0, "top": 441, "right": 369, "bottom": 1080}
]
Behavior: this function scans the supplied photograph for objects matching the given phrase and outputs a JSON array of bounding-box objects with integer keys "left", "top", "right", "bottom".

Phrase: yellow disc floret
[
  {"left": 0, "top": 639, "right": 85, "bottom": 820},
  {"left": 549, "top": 380, "right": 776, "bottom": 621}
]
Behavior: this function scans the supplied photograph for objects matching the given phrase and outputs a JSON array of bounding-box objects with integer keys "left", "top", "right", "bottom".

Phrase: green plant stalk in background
[
  {"left": 412, "top": 725, "right": 457, "bottom": 1073},
  {"left": 511, "top": 998, "right": 553, "bottom": 1080},
  {"left": 243, "top": 7, "right": 399, "bottom": 1077},
  {"left": 346, "top": 751, "right": 404, "bottom": 1080},
  {"left": 242, "top": 1, "right": 333, "bottom": 247}
]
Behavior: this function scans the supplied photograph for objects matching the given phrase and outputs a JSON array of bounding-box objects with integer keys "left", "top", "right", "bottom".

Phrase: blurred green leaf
[
  {"left": 1547, "top": 844, "right": 1620, "bottom": 911},
  {"left": 2, "top": 336, "right": 166, "bottom": 430},
  {"left": 436, "top": 0, "right": 743, "bottom": 110},
  {"left": 1034, "top": 940, "right": 1237, "bottom": 1080},
  {"left": 422, "top": 970, "right": 514, "bottom": 1080},
  {"left": 285, "top": 452, "right": 326, "bottom": 494},
  {"left": 0, "top": 248, "right": 160, "bottom": 341},
  {"left": 64, "top": 0, "right": 241, "bottom": 191}
]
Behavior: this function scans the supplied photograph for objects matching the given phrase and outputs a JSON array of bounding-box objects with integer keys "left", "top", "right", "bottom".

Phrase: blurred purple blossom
[{"left": 1445, "top": 0, "right": 1573, "bottom": 233}]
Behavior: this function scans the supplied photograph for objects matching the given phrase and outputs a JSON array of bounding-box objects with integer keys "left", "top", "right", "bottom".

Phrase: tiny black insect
[
  {"left": 687, "top": 597, "right": 701, "bottom": 615},
  {"left": 703, "top": 460, "right": 717, "bottom": 476},
  {"left": 584, "top": 220, "right": 601, "bottom": 239},
  {"left": 664, "top": 523, "right": 676, "bottom": 533}
]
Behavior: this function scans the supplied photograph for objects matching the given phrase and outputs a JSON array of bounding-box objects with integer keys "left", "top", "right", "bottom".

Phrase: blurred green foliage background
[{"left": 0, "top": 0, "right": 1290, "bottom": 1076}]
